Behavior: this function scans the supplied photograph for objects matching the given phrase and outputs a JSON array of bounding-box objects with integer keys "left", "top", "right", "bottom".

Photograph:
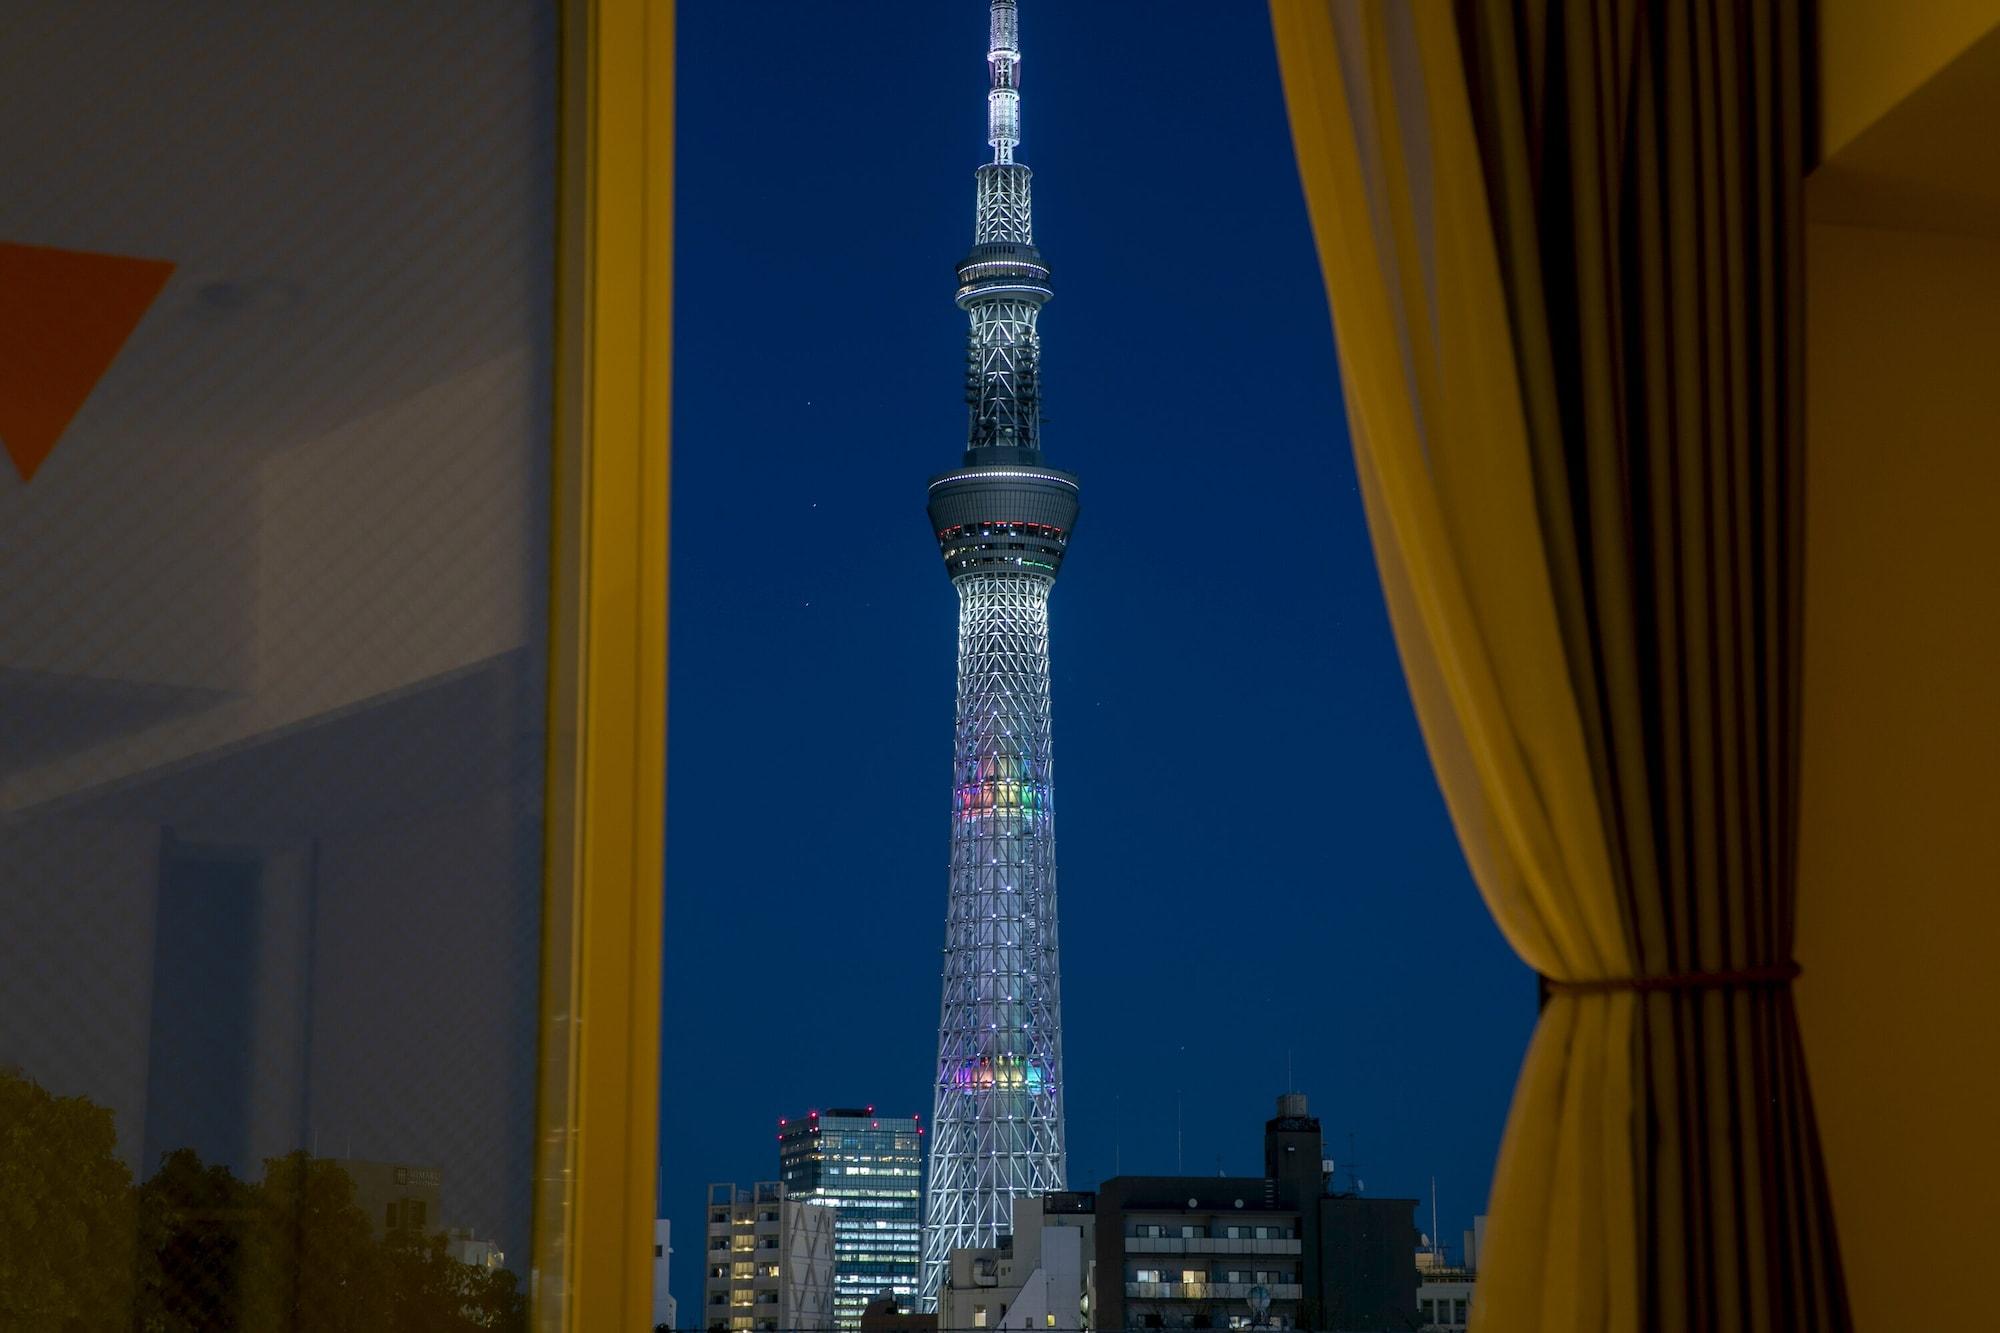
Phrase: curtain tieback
[{"left": 1547, "top": 961, "right": 1800, "bottom": 996}]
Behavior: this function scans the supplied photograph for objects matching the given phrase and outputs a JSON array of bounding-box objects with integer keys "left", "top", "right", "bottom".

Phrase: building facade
[
  {"left": 655, "top": 1217, "right": 676, "bottom": 1330},
  {"left": 1413, "top": 1215, "right": 1481, "bottom": 1332},
  {"left": 1091, "top": 1095, "right": 1418, "bottom": 1332},
  {"left": 922, "top": 0, "right": 1077, "bottom": 1302},
  {"left": 1415, "top": 1271, "right": 1473, "bottom": 1332},
  {"left": 703, "top": 1182, "right": 835, "bottom": 1332},
  {"left": 1094, "top": 1178, "right": 1307, "bottom": 1331},
  {"left": 781, "top": 1108, "right": 925, "bottom": 1328},
  {"left": 447, "top": 1229, "right": 505, "bottom": 1271},
  {"left": 938, "top": 1192, "right": 1094, "bottom": 1332},
  {"left": 331, "top": 1158, "right": 444, "bottom": 1239}
]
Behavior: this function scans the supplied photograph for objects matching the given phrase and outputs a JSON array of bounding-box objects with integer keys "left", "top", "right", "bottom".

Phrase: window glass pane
[{"left": 0, "top": 4, "right": 555, "bottom": 1327}]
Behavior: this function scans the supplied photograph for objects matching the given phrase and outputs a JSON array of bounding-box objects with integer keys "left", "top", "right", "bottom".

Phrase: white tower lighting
[{"left": 919, "top": 0, "right": 1075, "bottom": 1307}]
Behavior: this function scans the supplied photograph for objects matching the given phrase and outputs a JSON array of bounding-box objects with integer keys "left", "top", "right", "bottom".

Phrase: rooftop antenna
[
  {"left": 1176, "top": 1043, "right": 1185, "bottom": 1173},
  {"left": 1430, "top": 1176, "right": 1442, "bottom": 1264}
]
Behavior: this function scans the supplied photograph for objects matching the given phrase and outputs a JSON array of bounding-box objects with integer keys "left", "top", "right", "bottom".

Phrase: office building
[
  {"left": 703, "top": 1182, "right": 835, "bottom": 1332},
  {"left": 780, "top": 1108, "right": 925, "bottom": 1328}
]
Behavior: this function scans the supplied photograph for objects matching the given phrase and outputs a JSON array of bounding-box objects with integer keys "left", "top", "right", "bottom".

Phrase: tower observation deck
[{"left": 920, "top": 0, "right": 1073, "bottom": 1307}]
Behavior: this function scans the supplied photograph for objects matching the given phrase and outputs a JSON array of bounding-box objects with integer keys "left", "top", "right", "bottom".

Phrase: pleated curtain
[{"left": 1265, "top": 3, "right": 1849, "bottom": 1329}]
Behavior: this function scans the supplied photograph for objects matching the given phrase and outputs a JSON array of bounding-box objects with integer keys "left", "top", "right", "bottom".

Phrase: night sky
[{"left": 664, "top": 0, "right": 1532, "bottom": 1306}]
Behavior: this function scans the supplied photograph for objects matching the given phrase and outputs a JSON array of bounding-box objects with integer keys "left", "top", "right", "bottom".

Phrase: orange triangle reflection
[{"left": 0, "top": 241, "right": 175, "bottom": 483}]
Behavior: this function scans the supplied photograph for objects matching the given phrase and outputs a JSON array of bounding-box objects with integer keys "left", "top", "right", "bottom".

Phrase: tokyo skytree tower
[{"left": 920, "top": 0, "right": 1075, "bottom": 1306}]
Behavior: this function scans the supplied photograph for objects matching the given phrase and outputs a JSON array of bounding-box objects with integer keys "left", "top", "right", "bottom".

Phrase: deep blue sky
[{"left": 665, "top": 0, "right": 1532, "bottom": 1305}]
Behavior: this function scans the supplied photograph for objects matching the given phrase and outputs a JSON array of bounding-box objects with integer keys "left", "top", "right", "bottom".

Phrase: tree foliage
[
  {"left": 379, "top": 1230, "right": 528, "bottom": 1333},
  {"left": 132, "top": 1146, "right": 257, "bottom": 1332},
  {"left": 2, "top": 1069, "right": 525, "bottom": 1331},
  {"left": 0, "top": 1068, "right": 137, "bottom": 1331}
]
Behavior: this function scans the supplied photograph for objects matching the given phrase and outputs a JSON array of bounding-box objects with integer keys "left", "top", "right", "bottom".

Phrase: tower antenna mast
[{"left": 987, "top": 0, "right": 1021, "bottom": 165}]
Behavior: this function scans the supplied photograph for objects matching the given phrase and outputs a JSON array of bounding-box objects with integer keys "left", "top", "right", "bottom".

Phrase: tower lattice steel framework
[{"left": 920, "top": 0, "right": 1076, "bottom": 1306}]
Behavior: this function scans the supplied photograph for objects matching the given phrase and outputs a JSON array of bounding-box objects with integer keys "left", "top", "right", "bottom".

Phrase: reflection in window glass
[{"left": 0, "top": 4, "right": 556, "bottom": 1328}]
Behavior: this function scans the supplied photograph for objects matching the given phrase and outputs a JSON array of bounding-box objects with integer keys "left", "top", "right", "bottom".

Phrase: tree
[
  {"left": 132, "top": 1147, "right": 256, "bottom": 1332},
  {"left": 239, "top": 1152, "right": 390, "bottom": 1333},
  {"left": 138, "top": 1150, "right": 525, "bottom": 1332},
  {"left": 380, "top": 1230, "right": 527, "bottom": 1332},
  {"left": 2, "top": 1074, "right": 526, "bottom": 1332},
  {"left": 0, "top": 1067, "right": 136, "bottom": 1331}
]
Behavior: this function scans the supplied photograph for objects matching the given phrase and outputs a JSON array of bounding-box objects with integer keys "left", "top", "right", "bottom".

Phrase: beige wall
[
  {"left": 1818, "top": 1, "right": 2000, "bottom": 158},
  {"left": 1798, "top": 32, "right": 2000, "bottom": 1323},
  {"left": 1, "top": 350, "right": 536, "bottom": 815}
]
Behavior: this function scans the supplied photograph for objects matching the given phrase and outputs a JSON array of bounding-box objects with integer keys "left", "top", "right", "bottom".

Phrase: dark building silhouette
[
  {"left": 859, "top": 1294, "right": 939, "bottom": 1333},
  {"left": 1092, "top": 1095, "right": 1417, "bottom": 1332}
]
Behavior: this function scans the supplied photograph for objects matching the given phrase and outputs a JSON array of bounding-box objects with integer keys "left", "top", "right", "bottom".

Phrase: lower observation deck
[{"left": 926, "top": 463, "right": 1080, "bottom": 581}]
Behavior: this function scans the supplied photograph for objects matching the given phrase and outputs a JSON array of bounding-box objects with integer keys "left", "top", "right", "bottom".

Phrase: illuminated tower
[{"left": 920, "top": 0, "right": 1074, "bottom": 1305}]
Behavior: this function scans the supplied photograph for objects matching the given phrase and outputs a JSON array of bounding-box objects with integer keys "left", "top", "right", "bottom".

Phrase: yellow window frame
[{"left": 535, "top": 0, "right": 673, "bottom": 1328}]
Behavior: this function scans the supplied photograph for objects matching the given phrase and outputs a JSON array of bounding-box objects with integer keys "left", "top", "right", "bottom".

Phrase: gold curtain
[{"left": 1266, "top": 3, "right": 1848, "bottom": 1328}]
